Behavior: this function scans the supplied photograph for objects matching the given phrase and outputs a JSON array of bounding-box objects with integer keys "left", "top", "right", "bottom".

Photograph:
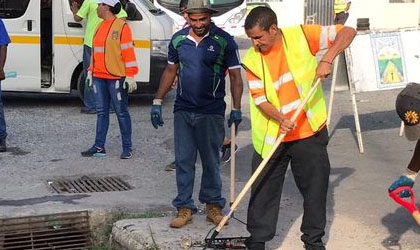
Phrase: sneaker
[
  {"left": 206, "top": 204, "right": 227, "bottom": 225},
  {"left": 80, "top": 107, "right": 96, "bottom": 114},
  {"left": 81, "top": 146, "right": 106, "bottom": 157},
  {"left": 165, "top": 161, "right": 176, "bottom": 171},
  {"left": 120, "top": 151, "right": 132, "bottom": 159},
  {"left": 0, "top": 138, "right": 6, "bottom": 152},
  {"left": 220, "top": 143, "right": 238, "bottom": 163},
  {"left": 169, "top": 208, "right": 193, "bottom": 228}
]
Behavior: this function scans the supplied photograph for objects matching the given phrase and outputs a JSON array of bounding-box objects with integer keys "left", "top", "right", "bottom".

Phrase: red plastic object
[{"left": 389, "top": 186, "right": 418, "bottom": 214}]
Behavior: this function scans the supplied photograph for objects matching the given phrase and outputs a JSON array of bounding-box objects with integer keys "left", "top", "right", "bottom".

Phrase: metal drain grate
[
  {"left": 47, "top": 176, "right": 132, "bottom": 194},
  {"left": 0, "top": 211, "right": 91, "bottom": 250}
]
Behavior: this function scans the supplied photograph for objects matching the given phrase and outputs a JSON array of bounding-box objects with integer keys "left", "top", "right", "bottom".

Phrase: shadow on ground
[
  {"left": 381, "top": 206, "right": 420, "bottom": 250},
  {"left": 329, "top": 110, "right": 401, "bottom": 141},
  {"left": 0, "top": 194, "right": 90, "bottom": 206}
]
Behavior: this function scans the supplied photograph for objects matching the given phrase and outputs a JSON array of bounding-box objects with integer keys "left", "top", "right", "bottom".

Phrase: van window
[
  {"left": 0, "top": 0, "right": 30, "bottom": 19},
  {"left": 156, "top": 0, "right": 244, "bottom": 16}
]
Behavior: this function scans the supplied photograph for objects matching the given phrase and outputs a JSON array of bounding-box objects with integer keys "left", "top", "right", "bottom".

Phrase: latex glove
[
  {"left": 85, "top": 71, "right": 93, "bottom": 89},
  {"left": 228, "top": 109, "right": 242, "bottom": 131},
  {"left": 389, "top": 169, "right": 416, "bottom": 198},
  {"left": 151, "top": 99, "right": 164, "bottom": 129},
  {"left": 124, "top": 77, "right": 137, "bottom": 93}
]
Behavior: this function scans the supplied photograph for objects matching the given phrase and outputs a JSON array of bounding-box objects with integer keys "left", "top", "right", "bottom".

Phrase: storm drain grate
[
  {"left": 47, "top": 176, "right": 132, "bottom": 194},
  {"left": 0, "top": 211, "right": 91, "bottom": 250}
]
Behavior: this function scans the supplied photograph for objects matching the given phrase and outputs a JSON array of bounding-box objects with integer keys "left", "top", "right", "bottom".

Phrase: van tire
[{"left": 76, "top": 70, "right": 85, "bottom": 102}]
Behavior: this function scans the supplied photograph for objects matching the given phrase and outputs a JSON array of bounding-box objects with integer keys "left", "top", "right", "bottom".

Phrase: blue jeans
[
  {"left": 82, "top": 45, "right": 96, "bottom": 111},
  {"left": 92, "top": 77, "right": 132, "bottom": 152},
  {"left": 173, "top": 110, "right": 226, "bottom": 212},
  {"left": 0, "top": 83, "right": 6, "bottom": 140}
]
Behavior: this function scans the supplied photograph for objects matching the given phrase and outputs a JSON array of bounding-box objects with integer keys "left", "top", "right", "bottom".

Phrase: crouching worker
[
  {"left": 81, "top": 0, "right": 138, "bottom": 159},
  {"left": 389, "top": 83, "right": 420, "bottom": 197}
]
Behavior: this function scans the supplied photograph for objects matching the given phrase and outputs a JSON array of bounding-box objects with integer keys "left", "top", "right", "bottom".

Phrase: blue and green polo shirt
[{"left": 168, "top": 23, "right": 241, "bottom": 116}]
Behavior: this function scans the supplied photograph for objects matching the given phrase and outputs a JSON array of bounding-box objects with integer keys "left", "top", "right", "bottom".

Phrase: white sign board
[{"left": 345, "top": 28, "right": 420, "bottom": 93}]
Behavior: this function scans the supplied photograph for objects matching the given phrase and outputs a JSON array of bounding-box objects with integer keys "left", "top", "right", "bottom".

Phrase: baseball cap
[
  {"left": 183, "top": 0, "right": 218, "bottom": 14},
  {"left": 97, "top": 0, "right": 119, "bottom": 7},
  {"left": 396, "top": 83, "right": 420, "bottom": 141}
]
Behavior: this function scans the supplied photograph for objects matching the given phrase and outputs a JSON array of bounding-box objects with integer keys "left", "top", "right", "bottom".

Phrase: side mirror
[{"left": 126, "top": 2, "right": 143, "bottom": 21}]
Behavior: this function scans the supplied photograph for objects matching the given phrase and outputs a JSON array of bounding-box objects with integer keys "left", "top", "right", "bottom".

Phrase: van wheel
[{"left": 76, "top": 70, "right": 85, "bottom": 102}]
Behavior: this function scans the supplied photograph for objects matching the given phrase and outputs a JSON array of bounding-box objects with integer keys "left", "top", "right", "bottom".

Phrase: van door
[
  {"left": 0, "top": 0, "right": 42, "bottom": 92},
  {"left": 127, "top": 0, "right": 152, "bottom": 83},
  {"left": 53, "top": 0, "right": 84, "bottom": 92}
]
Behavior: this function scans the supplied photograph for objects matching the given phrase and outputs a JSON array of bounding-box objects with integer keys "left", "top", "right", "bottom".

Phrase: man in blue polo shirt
[
  {"left": 0, "top": 18, "right": 10, "bottom": 152},
  {"left": 150, "top": 0, "right": 243, "bottom": 228}
]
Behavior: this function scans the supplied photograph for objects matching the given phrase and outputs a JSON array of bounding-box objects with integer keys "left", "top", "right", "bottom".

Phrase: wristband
[
  {"left": 405, "top": 168, "right": 418, "bottom": 181},
  {"left": 320, "top": 60, "right": 332, "bottom": 65},
  {"left": 153, "top": 99, "right": 163, "bottom": 105}
]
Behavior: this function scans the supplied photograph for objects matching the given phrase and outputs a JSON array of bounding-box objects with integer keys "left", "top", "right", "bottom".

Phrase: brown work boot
[
  {"left": 170, "top": 208, "right": 193, "bottom": 228},
  {"left": 206, "top": 204, "right": 228, "bottom": 225}
]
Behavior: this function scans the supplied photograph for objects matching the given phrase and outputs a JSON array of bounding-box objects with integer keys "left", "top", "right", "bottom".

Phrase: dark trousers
[{"left": 246, "top": 128, "right": 330, "bottom": 250}]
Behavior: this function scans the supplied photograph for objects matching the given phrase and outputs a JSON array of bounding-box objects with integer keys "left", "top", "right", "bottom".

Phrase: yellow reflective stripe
[
  {"left": 281, "top": 99, "right": 301, "bottom": 114},
  {"left": 126, "top": 61, "right": 137, "bottom": 67},
  {"left": 273, "top": 72, "right": 293, "bottom": 90},
  {"left": 264, "top": 135, "right": 276, "bottom": 145},
  {"left": 306, "top": 110, "right": 314, "bottom": 119},
  {"left": 94, "top": 47, "right": 105, "bottom": 53},
  {"left": 249, "top": 80, "right": 263, "bottom": 89},
  {"left": 254, "top": 96, "right": 267, "bottom": 105},
  {"left": 121, "top": 42, "right": 134, "bottom": 50},
  {"left": 54, "top": 36, "right": 84, "bottom": 45},
  {"left": 328, "top": 26, "right": 337, "bottom": 42},
  {"left": 133, "top": 40, "right": 151, "bottom": 48},
  {"left": 9, "top": 36, "right": 150, "bottom": 48},
  {"left": 10, "top": 36, "right": 40, "bottom": 44},
  {"left": 320, "top": 27, "right": 328, "bottom": 50}
]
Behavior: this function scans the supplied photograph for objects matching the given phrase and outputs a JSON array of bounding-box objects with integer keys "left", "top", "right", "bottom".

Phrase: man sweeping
[{"left": 242, "top": 7, "right": 355, "bottom": 250}]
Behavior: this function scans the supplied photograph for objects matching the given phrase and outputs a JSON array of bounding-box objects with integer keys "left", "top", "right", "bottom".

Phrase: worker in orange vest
[{"left": 81, "top": 0, "right": 138, "bottom": 159}]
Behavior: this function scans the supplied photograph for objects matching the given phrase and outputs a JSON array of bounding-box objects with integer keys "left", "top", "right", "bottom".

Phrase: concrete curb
[{"left": 111, "top": 216, "right": 250, "bottom": 250}]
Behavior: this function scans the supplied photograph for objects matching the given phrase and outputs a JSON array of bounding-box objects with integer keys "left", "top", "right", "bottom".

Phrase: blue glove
[
  {"left": 388, "top": 175, "right": 414, "bottom": 198},
  {"left": 151, "top": 104, "right": 164, "bottom": 129},
  {"left": 228, "top": 109, "right": 242, "bottom": 130}
]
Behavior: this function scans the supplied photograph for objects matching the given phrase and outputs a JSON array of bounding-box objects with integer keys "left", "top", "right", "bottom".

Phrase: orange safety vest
[{"left": 91, "top": 18, "right": 136, "bottom": 78}]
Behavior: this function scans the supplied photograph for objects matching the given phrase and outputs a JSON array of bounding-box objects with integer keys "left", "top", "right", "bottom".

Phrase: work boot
[
  {"left": 170, "top": 208, "right": 192, "bottom": 228},
  {"left": 0, "top": 138, "right": 6, "bottom": 152},
  {"left": 206, "top": 204, "right": 227, "bottom": 225}
]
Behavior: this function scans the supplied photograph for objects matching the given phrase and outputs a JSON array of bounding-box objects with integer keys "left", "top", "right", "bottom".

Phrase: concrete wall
[{"left": 347, "top": 0, "right": 420, "bottom": 29}]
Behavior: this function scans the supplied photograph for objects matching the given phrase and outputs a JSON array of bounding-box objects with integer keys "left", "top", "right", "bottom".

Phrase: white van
[{"left": 0, "top": 0, "right": 173, "bottom": 99}]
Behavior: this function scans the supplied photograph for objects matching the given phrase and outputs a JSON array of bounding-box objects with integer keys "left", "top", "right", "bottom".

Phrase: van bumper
[{"left": 136, "top": 40, "right": 169, "bottom": 94}]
